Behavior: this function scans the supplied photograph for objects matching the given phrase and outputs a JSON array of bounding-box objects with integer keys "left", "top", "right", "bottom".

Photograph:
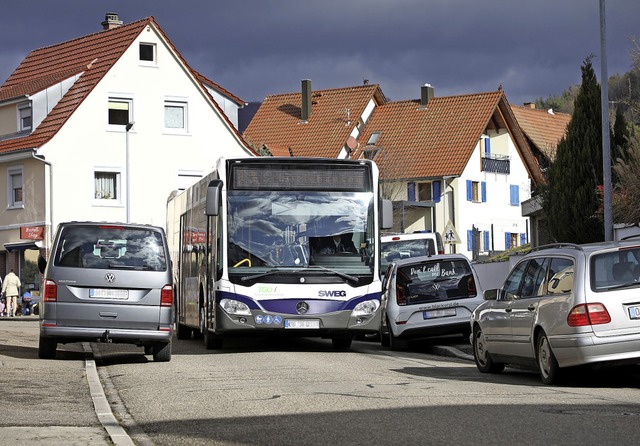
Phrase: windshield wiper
[
  {"left": 305, "top": 265, "right": 359, "bottom": 285},
  {"left": 240, "top": 269, "right": 287, "bottom": 282}
]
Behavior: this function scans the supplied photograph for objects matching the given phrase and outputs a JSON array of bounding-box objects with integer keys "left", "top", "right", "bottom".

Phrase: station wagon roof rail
[{"left": 528, "top": 242, "right": 583, "bottom": 253}]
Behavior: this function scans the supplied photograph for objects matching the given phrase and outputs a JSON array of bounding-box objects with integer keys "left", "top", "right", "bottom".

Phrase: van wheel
[
  {"left": 331, "top": 337, "right": 352, "bottom": 350},
  {"left": 537, "top": 332, "right": 561, "bottom": 385},
  {"left": 38, "top": 337, "right": 57, "bottom": 359},
  {"left": 472, "top": 325, "right": 504, "bottom": 373},
  {"left": 153, "top": 341, "right": 172, "bottom": 362}
]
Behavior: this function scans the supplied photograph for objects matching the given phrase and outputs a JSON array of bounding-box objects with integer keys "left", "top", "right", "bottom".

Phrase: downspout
[{"left": 31, "top": 152, "right": 53, "bottom": 249}]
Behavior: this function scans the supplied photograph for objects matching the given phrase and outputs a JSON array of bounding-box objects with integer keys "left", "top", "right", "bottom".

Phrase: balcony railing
[{"left": 482, "top": 153, "right": 510, "bottom": 174}]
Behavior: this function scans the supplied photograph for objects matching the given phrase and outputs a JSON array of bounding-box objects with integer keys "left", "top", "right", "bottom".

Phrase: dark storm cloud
[{"left": 1, "top": 0, "right": 638, "bottom": 106}]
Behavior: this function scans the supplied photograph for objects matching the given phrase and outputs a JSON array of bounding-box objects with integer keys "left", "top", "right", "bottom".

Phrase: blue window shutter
[
  {"left": 520, "top": 233, "right": 526, "bottom": 245},
  {"left": 484, "top": 231, "right": 490, "bottom": 251},
  {"left": 505, "top": 232, "right": 511, "bottom": 249},
  {"left": 484, "top": 137, "right": 491, "bottom": 155},
  {"left": 467, "top": 230, "right": 473, "bottom": 251},
  {"left": 466, "top": 180, "right": 472, "bottom": 201},
  {"left": 407, "top": 182, "right": 416, "bottom": 201},
  {"left": 510, "top": 185, "right": 520, "bottom": 205},
  {"left": 433, "top": 180, "right": 441, "bottom": 203},
  {"left": 481, "top": 182, "right": 487, "bottom": 202}
]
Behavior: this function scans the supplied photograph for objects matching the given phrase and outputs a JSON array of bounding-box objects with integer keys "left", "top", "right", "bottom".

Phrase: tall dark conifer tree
[{"left": 543, "top": 56, "right": 605, "bottom": 243}]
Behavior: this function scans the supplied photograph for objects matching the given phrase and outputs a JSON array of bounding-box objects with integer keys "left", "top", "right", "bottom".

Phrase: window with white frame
[
  {"left": 94, "top": 170, "right": 120, "bottom": 201},
  {"left": 108, "top": 97, "right": 133, "bottom": 126},
  {"left": 7, "top": 166, "right": 23, "bottom": 208},
  {"left": 139, "top": 43, "right": 156, "bottom": 63},
  {"left": 18, "top": 102, "right": 32, "bottom": 132},
  {"left": 164, "top": 100, "right": 187, "bottom": 130}
]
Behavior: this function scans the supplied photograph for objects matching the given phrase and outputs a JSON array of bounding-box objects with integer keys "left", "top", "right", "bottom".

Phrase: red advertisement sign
[{"left": 21, "top": 226, "right": 45, "bottom": 240}]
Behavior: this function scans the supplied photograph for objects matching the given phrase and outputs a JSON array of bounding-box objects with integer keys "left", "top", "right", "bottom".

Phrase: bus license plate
[
  {"left": 423, "top": 308, "right": 456, "bottom": 319},
  {"left": 284, "top": 319, "right": 320, "bottom": 329},
  {"left": 628, "top": 305, "right": 640, "bottom": 320},
  {"left": 90, "top": 288, "right": 129, "bottom": 299}
]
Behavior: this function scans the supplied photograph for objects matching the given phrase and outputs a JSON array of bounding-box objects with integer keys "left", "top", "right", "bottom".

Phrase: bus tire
[
  {"left": 176, "top": 322, "right": 191, "bottom": 340},
  {"left": 331, "top": 336, "right": 352, "bottom": 350},
  {"left": 203, "top": 329, "right": 223, "bottom": 350}
]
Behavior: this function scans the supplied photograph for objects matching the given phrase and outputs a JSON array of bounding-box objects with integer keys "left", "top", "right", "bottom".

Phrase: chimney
[
  {"left": 524, "top": 102, "right": 536, "bottom": 109},
  {"left": 421, "top": 84, "right": 434, "bottom": 107},
  {"left": 301, "top": 79, "right": 312, "bottom": 122},
  {"left": 101, "top": 12, "right": 123, "bottom": 30}
]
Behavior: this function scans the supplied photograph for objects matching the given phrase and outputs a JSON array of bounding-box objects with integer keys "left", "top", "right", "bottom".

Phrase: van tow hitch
[{"left": 99, "top": 330, "right": 112, "bottom": 343}]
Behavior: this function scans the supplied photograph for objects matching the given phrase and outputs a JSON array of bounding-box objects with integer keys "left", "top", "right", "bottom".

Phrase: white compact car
[{"left": 380, "top": 253, "right": 483, "bottom": 350}]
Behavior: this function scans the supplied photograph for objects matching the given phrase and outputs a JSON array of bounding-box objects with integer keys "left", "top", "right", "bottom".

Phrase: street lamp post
[{"left": 125, "top": 122, "right": 134, "bottom": 223}]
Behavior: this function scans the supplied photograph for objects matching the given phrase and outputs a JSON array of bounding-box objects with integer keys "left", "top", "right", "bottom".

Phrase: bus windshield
[{"left": 227, "top": 190, "right": 375, "bottom": 276}]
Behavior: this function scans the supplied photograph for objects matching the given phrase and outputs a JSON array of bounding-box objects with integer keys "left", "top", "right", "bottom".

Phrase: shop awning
[{"left": 4, "top": 241, "right": 42, "bottom": 252}]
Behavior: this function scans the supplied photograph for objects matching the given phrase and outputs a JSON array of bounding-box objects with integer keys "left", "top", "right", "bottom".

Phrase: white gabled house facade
[{"left": 0, "top": 14, "right": 254, "bottom": 281}]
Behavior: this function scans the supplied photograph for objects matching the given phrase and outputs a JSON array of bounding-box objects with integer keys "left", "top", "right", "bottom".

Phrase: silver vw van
[{"left": 37, "top": 222, "right": 174, "bottom": 361}]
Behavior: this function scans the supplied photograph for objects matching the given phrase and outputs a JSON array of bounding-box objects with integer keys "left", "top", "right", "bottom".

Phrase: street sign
[{"left": 443, "top": 220, "right": 461, "bottom": 244}]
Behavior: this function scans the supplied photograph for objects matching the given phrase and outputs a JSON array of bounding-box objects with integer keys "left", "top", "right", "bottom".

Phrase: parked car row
[{"left": 380, "top": 237, "right": 640, "bottom": 385}]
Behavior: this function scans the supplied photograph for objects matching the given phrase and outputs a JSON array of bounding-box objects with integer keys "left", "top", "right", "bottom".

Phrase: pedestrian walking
[{"left": 2, "top": 269, "right": 21, "bottom": 318}]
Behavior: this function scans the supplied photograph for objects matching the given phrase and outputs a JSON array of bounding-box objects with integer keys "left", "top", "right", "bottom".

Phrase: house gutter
[{"left": 31, "top": 151, "right": 54, "bottom": 248}]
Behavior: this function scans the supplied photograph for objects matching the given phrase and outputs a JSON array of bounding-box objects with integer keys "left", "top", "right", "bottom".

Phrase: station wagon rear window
[
  {"left": 54, "top": 225, "right": 167, "bottom": 271},
  {"left": 591, "top": 246, "right": 640, "bottom": 291},
  {"left": 396, "top": 259, "right": 477, "bottom": 304}
]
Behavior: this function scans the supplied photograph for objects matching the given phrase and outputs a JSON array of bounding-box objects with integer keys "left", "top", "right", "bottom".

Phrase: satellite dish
[{"left": 346, "top": 136, "right": 357, "bottom": 151}]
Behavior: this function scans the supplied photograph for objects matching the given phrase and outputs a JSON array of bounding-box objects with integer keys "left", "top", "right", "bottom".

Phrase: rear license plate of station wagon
[
  {"left": 628, "top": 305, "right": 640, "bottom": 320},
  {"left": 423, "top": 308, "right": 456, "bottom": 319},
  {"left": 89, "top": 288, "right": 129, "bottom": 299}
]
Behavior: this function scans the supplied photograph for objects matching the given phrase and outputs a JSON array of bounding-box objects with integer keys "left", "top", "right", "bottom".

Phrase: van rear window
[
  {"left": 396, "top": 259, "right": 476, "bottom": 304},
  {"left": 54, "top": 226, "right": 167, "bottom": 271}
]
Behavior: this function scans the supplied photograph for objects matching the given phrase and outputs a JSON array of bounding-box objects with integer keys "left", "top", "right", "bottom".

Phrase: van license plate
[
  {"left": 284, "top": 319, "right": 320, "bottom": 329},
  {"left": 628, "top": 305, "right": 640, "bottom": 320},
  {"left": 90, "top": 288, "right": 129, "bottom": 299},
  {"left": 423, "top": 308, "right": 456, "bottom": 319}
]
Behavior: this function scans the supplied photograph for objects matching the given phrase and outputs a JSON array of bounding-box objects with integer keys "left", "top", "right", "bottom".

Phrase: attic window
[
  {"left": 367, "top": 132, "right": 381, "bottom": 146},
  {"left": 18, "top": 102, "right": 32, "bottom": 132},
  {"left": 139, "top": 43, "right": 156, "bottom": 63}
]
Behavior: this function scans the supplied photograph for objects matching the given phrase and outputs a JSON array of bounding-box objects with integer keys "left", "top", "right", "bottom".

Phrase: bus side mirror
[
  {"left": 381, "top": 200, "right": 393, "bottom": 230},
  {"left": 205, "top": 180, "right": 223, "bottom": 216}
]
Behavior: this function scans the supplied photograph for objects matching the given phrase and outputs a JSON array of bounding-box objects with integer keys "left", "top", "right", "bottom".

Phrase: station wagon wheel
[
  {"left": 472, "top": 325, "right": 504, "bottom": 374},
  {"left": 537, "top": 331, "right": 561, "bottom": 385},
  {"left": 38, "top": 336, "right": 57, "bottom": 360}
]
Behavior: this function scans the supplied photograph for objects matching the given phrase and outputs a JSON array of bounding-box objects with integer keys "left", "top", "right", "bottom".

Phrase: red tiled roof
[
  {"left": 510, "top": 105, "right": 571, "bottom": 160},
  {"left": 357, "top": 91, "right": 544, "bottom": 185},
  {"left": 0, "top": 17, "right": 255, "bottom": 156},
  {"left": 242, "top": 84, "right": 386, "bottom": 158},
  {"left": 193, "top": 69, "right": 246, "bottom": 106}
]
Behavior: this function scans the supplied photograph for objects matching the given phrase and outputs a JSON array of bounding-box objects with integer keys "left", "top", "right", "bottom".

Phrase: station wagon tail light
[
  {"left": 43, "top": 279, "right": 57, "bottom": 302},
  {"left": 160, "top": 285, "right": 173, "bottom": 307},
  {"left": 567, "top": 303, "right": 611, "bottom": 326}
]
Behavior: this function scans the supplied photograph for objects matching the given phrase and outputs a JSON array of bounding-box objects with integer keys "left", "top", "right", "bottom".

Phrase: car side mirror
[
  {"left": 37, "top": 255, "right": 47, "bottom": 274},
  {"left": 483, "top": 289, "right": 498, "bottom": 301}
]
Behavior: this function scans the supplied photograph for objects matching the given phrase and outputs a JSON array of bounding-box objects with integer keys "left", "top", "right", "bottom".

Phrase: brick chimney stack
[{"left": 101, "top": 12, "right": 123, "bottom": 30}]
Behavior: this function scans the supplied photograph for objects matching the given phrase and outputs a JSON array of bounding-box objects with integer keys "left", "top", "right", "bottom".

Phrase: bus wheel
[
  {"left": 332, "top": 337, "right": 352, "bottom": 350},
  {"left": 176, "top": 322, "right": 191, "bottom": 340}
]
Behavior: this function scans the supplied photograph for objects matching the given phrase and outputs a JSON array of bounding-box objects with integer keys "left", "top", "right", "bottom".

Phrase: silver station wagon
[
  {"left": 471, "top": 241, "right": 640, "bottom": 384},
  {"left": 381, "top": 253, "right": 483, "bottom": 350},
  {"left": 37, "top": 222, "right": 174, "bottom": 361}
]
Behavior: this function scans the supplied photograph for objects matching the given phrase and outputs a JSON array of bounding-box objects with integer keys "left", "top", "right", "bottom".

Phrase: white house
[{"left": 0, "top": 13, "right": 254, "bottom": 281}]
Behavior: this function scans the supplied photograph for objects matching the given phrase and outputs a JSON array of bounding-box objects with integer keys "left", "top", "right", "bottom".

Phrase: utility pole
[{"left": 600, "top": 0, "right": 613, "bottom": 241}]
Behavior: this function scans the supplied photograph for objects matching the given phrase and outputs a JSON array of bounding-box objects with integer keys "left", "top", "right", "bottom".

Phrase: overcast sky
[{"left": 1, "top": 1, "right": 638, "bottom": 106}]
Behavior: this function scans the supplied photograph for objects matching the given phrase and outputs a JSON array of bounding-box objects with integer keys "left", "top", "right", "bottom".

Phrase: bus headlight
[
  {"left": 351, "top": 299, "right": 380, "bottom": 317},
  {"left": 220, "top": 299, "right": 252, "bottom": 316}
]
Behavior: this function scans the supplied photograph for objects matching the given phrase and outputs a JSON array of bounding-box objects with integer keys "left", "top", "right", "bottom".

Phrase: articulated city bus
[{"left": 166, "top": 157, "right": 392, "bottom": 349}]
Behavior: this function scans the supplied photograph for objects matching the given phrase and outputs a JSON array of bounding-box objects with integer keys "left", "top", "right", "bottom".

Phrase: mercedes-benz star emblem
[
  {"left": 104, "top": 273, "right": 116, "bottom": 283},
  {"left": 296, "top": 301, "right": 309, "bottom": 314}
]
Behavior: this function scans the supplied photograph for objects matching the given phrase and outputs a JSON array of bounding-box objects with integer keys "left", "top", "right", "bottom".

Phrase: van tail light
[
  {"left": 161, "top": 285, "right": 174, "bottom": 307},
  {"left": 567, "top": 303, "right": 611, "bottom": 326},
  {"left": 43, "top": 279, "right": 57, "bottom": 302},
  {"left": 396, "top": 285, "right": 407, "bottom": 306}
]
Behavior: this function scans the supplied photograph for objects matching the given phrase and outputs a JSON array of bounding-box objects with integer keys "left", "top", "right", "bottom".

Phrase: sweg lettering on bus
[{"left": 318, "top": 290, "right": 347, "bottom": 297}]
